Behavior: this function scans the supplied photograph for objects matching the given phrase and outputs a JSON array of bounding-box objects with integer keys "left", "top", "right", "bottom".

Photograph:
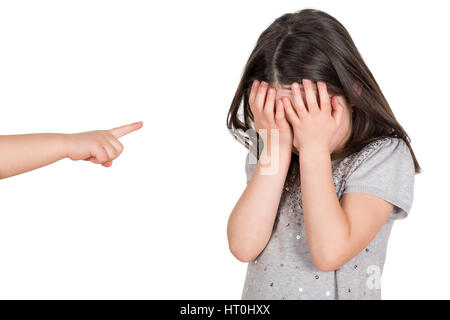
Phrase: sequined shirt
[{"left": 241, "top": 137, "right": 415, "bottom": 300}]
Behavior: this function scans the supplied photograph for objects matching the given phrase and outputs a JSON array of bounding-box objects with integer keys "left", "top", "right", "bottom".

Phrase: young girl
[
  {"left": 0, "top": 121, "right": 142, "bottom": 179},
  {"left": 226, "top": 9, "right": 421, "bottom": 300}
]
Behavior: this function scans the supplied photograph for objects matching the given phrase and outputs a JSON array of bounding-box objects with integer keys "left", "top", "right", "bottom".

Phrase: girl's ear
[
  {"left": 332, "top": 95, "right": 348, "bottom": 109},
  {"left": 331, "top": 95, "right": 343, "bottom": 112},
  {"left": 330, "top": 96, "right": 344, "bottom": 123}
]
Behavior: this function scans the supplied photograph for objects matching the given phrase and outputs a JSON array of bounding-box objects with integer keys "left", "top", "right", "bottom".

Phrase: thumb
[{"left": 102, "top": 160, "right": 113, "bottom": 167}]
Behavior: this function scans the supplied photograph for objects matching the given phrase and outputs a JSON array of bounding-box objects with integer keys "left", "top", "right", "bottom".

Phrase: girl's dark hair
[{"left": 227, "top": 8, "right": 421, "bottom": 174}]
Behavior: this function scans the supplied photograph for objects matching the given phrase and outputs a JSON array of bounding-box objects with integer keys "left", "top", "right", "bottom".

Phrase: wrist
[
  {"left": 259, "top": 143, "right": 291, "bottom": 173},
  {"left": 299, "top": 145, "right": 330, "bottom": 161},
  {"left": 261, "top": 142, "right": 291, "bottom": 159},
  {"left": 59, "top": 133, "right": 71, "bottom": 159}
]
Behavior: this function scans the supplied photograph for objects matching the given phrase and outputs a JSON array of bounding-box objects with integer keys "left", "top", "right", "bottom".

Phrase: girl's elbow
[
  {"left": 228, "top": 241, "right": 258, "bottom": 263},
  {"left": 231, "top": 250, "right": 255, "bottom": 263},
  {"left": 313, "top": 260, "right": 338, "bottom": 272},
  {"left": 310, "top": 250, "right": 344, "bottom": 272}
]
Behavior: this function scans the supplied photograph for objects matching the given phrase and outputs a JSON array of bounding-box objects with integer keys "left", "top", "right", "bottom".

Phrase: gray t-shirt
[{"left": 241, "top": 137, "right": 415, "bottom": 300}]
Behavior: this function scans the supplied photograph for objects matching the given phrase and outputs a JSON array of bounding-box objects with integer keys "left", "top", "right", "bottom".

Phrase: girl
[
  {"left": 0, "top": 121, "right": 142, "bottom": 179},
  {"left": 226, "top": 9, "right": 421, "bottom": 300}
]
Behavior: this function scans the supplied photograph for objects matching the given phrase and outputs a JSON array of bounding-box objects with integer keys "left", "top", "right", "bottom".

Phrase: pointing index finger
[{"left": 109, "top": 121, "right": 143, "bottom": 138}]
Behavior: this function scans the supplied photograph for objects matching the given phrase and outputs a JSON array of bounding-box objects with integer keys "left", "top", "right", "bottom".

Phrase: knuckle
[
  {"left": 94, "top": 140, "right": 103, "bottom": 150},
  {"left": 258, "top": 84, "right": 267, "bottom": 94}
]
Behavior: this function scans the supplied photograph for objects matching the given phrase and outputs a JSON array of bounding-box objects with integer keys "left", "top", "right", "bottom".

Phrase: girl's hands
[
  {"left": 281, "top": 79, "right": 344, "bottom": 154},
  {"left": 249, "top": 80, "right": 293, "bottom": 152},
  {"left": 64, "top": 121, "right": 143, "bottom": 167}
]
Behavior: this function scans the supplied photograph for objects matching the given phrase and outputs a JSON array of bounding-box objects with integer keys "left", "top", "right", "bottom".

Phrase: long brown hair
[{"left": 227, "top": 8, "right": 421, "bottom": 174}]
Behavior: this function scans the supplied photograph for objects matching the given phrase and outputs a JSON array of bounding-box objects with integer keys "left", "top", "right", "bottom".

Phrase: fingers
[
  {"left": 281, "top": 97, "right": 299, "bottom": 126},
  {"left": 317, "top": 81, "right": 331, "bottom": 113},
  {"left": 302, "top": 79, "right": 319, "bottom": 113},
  {"left": 291, "top": 82, "right": 308, "bottom": 118},
  {"left": 89, "top": 135, "right": 125, "bottom": 166},
  {"left": 263, "top": 87, "right": 276, "bottom": 122},
  {"left": 275, "top": 98, "right": 285, "bottom": 123},
  {"left": 102, "top": 161, "right": 113, "bottom": 167},
  {"left": 254, "top": 81, "right": 269, "bottom": 113},
  {"left": 331, "top": 96, "right": 344, "bottom": 125},
  {"left": 101, "top": 139, "right": 117, "bottom": 161},
  {"left": 109, "top": 121, "right": 143, "bottom": 139},
  {"left": 109, "top": 137, "right": 124, "bottom": 156},
  {"left": 249, "top": 81, "right": 278, "bottom": 127},
  {"left": 248, "top": 80, "right": 260, "bottom": 110},
  {"left": 89, "top": 145, "right": 109, "bottom": 164}
]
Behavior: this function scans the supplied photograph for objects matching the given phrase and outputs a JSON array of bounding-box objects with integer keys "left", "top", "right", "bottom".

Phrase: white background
[{"left": 0, "top": 0, "right": 448, "bottom": 299}]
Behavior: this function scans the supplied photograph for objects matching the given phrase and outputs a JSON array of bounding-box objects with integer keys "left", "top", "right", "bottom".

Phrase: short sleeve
[{"left": 343, "top": 138, "right": 415, "bottom": 220}]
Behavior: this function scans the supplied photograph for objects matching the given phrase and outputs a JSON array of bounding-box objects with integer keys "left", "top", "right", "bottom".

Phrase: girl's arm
[
  {"left": 282, "top": 79, "right": 393, "bottom": 271},
  {"left": 298, "top": 148, "right": 393, "bottom": 271},
  {"left": 0, "top": 121, "right": 142, "bottom": 179},
  {"left": 227, "top": 81, "right": 293, "bottom": 262},
  {"left": 227, "top": 145, "right": 291, "bottom": 262}
]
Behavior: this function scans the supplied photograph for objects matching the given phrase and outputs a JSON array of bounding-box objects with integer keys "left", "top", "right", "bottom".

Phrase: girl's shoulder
[
  {"left": 342, "top": 136, "right": 415, "bottom": 220},
  {"left": 347, "top": 136, "right": 415, "bottom": 178},
  {"left": 350, "top": 136, "right": 412, "bottom": 169}
]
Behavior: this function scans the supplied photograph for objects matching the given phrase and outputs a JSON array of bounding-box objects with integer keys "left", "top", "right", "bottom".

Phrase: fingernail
[{"left": 261, "top": 81, "right": 268, "bottom": 86}]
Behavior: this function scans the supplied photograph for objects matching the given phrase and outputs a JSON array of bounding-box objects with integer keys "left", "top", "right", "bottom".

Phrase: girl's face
[{"left": 275, "top": 83, "right": 353, "bottom": 156}]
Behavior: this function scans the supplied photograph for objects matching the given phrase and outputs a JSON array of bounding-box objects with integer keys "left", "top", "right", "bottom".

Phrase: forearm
[
  {"left": 227, "top": 146, "right": 291, "bottom": 262},
  {"left": 299, "top": 147, "right": 350, "bottom": 267},
  {"left": 0, "top": 133, "right": 68, "bottom": 179}
]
